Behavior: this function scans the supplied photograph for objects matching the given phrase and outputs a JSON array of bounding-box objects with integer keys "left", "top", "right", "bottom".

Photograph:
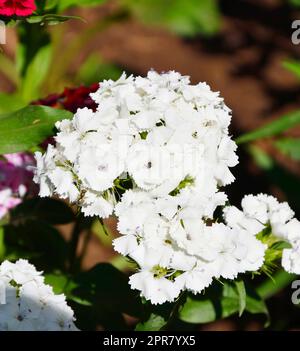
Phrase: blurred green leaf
[
  {"left": 0, "top": 54, "right": 20, "bottom": 86},
  {"left": 135, "top": 313, "right": 167, "bottom": 331},
  {"left": 73, "top": 263, "right": 142, "bottom": 317},
  {"left": 257, "top": 270, "right": 297, "bottom": 300},
  {"left": 124, "top": 0, "right": 221, "bottom": 37},
  {"left": 275, "top": 138, "right": 300, "bottom": 161},
  {"left": 282, "top": 59, "right": 300, "bottom": 79},
  {"left": 76, "top": 53, "right": 123, "bottom": 85},
  {"left": 0, "top": 93, "right": 26, "bottom": 113},
  {"left": 58, "top": 0, "right": 107, "bottom": 11},
  {"left": 289, "top": 0, "right": 300, "bottom": 7},
  {"left": 244, "top": 283, "right": 269, "bottom": 317},
  {"left": 0, "top": 105, "right": 72, "bottom": 154},
  {"left": 248, "top": 145, "right": 275, "bottom": 170},
  {"left": 235, "top": 279, "right": 246, "bottom": 316},
  {"left": 11, "top": 198, "right": 75, "bottom": 225},
  {"left": 3, "top": 221, "right": 68, "bottom": 271},
  {"left": 270, "top": 240, "right": 292, "bottom": 250},
  {"left": 44, "top": 273, "right": 70, "bottom": 294},
  {"left": 16, "top": 23, "right": 51, "bottom": 77},
  {"left": 70, "top": 263, "right": 143, "bottom": 330},
  {"left": 26, "top": 14, "right": 84, "bottom": 25},
  {"left": 249, "top": 145, "right": 300, "bottom": 213},
  {"left": 236, "top": 110, "right": 300, "bottom": 144},
  {"left": 21, "top": 44, "right": 53, "bottom": 101},
  {"left": 45, "top": 0, "right": 59, "bottom": 10}
]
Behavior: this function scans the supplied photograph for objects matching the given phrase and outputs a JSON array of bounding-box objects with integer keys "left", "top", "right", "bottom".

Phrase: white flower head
[{"left": 0, "top": 260, "right": 78, "bottom": 331}]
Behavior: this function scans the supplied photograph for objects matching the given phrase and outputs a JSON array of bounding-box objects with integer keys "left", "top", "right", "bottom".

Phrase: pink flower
[
  {"left": 0, "top": 0, "right": 36, "bottom": 17},
  {"left": 0, "top": 153, "right": 35, "bottom": 194},
  {"left": 0, "top": 152, "right": 36, "bottom": 219},
  {"left": 0, "top": 189, "right": 21, "bottom": 220}
]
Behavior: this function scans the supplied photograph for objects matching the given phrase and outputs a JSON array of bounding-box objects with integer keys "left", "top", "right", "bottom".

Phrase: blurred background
[{"left": 1, "top": 0, "right": 300, "bottom": 330}]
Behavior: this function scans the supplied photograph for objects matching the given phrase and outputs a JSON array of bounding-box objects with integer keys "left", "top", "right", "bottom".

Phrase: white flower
[
  {"left": 273, "top": 218, "right": 300, "bottom": 242},
  {"left": 77, "top": 145, "right": 122, "bottom": 192},
  {"left": 34, "top": 145, "right": 57, "bottom": 197},
  {"left": 175, "top": 263, "right": 214, "bottom": 295},
  {"left": 223, "top": 206, "right": 265, "bottom": 236},
  {"left": 81, "top": 190, "right": 114, "bottom": 218},
  {"left": 282, "top": 241, "right": 300, "bottom": 274},
  {"left": 35, "top": 71, "right": 280, "bottom": 305},
  {"left": 0, "top": 260, "right": 78, "bottom": 331},
  {"left": 129, "top": 270, "right": 181, "bottom": 305},
  {"left": 224, "top": 194, "right": 300, "bottom": 276}
]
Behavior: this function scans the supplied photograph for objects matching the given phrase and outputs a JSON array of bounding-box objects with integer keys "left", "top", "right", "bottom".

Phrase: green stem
[
  {"left": 69, "top": 213, "right": 84, "bottom": 273},
  {"left": 69, "top": 213, "right": 94, "bottom": 273},
  {"left": 77, "top": 228, "right": 92, "bottom": 264},
  {"left": 163, "top": 292, "right": 187, "bottom": 331}
]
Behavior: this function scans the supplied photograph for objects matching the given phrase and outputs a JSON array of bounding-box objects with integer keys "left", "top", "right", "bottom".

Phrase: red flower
[
  {"left": 34, "top": 83, "right": 99, "bottom": 113},
  {"left": 0, "top": 0, "right": 36, "bottom": 17}
]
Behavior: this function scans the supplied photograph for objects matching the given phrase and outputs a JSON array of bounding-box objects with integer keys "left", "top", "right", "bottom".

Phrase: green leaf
[
  {"left": 0, "top": 53, "right": 20, "bottom": 86},
  {"left": 135, "top": 313, "right": 167, "bottom": 331},
  {"left": 44, "top": 273, "right": 70, "bottom": 294},
  {"left": 16, "top": 22, "right": 51, "bottom": 78},
  {"left": 0, "top": 105, "right": 72, "bottom": 154},
  {"left": 26, "top": 14, "right": 84, "bottom": 25},
  {"left": 45, "top": 0, "right": 59, "bottom": 10},
  {"left": 178, "top": 282, "right": 239, "bottom": 324},
  {"left": 179, "top": 281, "right": 269, "bottom": 324},
  {"left": 0, "top": 93, "right": 26, "bottom": 113},
  {"left": 21, "top": 44, "right": 53, "bottom": 102},
  {"left": 257, "top": 270, "right": 297, "bottom": 300},
  {"left": 235, "top": 280, "right": 246, "bottom": 317},
  {"left": 269, "top": 240, "right": 292, "bottom": 250},
  {"left": 236, "top": 110, "right": 300, "bottom": 144},
  {"left": 249, "top": 145, "right": 300, "bottom": 214},
  {"left": 58, "top": 0, "right": 107, "bottom": 11},
  {"left": 248, "top": 145, "right": 274, "bottom": 170},
  {"left": 246, "top": 289, "right": 269, "bottom": 316},
  {"left": 289, "top": 0, "right": 300, "bottom": 7},
  {"left": 44, "top": 272, "right": 79, "bottom": 295},
  {"left": 274, "top": 138, "right": 300, "bottom": 161},
  {"left": 282, "top": 59, "right": 300, "bottom": 79},
  {"left": 3, "top": 221, "right": 68, "bottom": 270},
  {"left": 11, "top": 198, "right": 75, "bottom": 225},
  {"left": 73, "top": 263, "right": 143, "bottom": 317},
  {"left": 124, "top": 0, "right": 221, "bottom": 37}
]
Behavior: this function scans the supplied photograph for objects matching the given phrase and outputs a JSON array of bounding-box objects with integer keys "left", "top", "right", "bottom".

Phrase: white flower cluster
[
  {"left": 34, "top": 71, "right": 237, "bottom": 217},
  {"left": 224, "top": 194, "right": 300, "bottom": 275},
  {"left": 0, "top": 259, "right": 78, "bottom": 331},
  {"left": 33, "top": 71, "right": 299, "bottom": 305}
]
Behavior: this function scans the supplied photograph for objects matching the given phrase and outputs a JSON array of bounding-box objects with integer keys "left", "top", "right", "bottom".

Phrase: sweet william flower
[
  {"left": 0, "top": 152, "right": 36, "bottom": 220},
  {"left": 0, "top": 260, "right": 79, "bottom": 331},
  {"left": 37, "top": 71, "right": 300, "bottom": 305},
  {"left": 0, "top": 0, "right": 36, "bottom": 17}
]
